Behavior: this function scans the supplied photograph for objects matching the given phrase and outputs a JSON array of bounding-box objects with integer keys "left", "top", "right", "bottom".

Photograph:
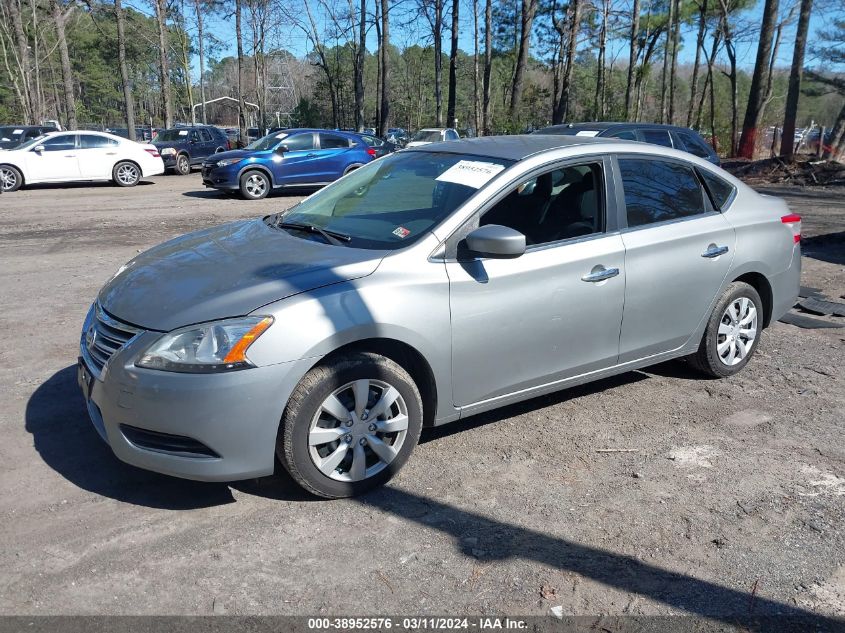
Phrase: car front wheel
[
  {"left": 278, "top": 353, "right": 423, "bottom": 498},
  {"left": 239, "top": 170, "right": 270, "bottom": 200},
  {"left": 112, "top": 161, "right": 140, "bottom": 187},
  {"left": 175, "top": 154, "right": 191, "bottom": 175},
  {"left": 0, "top": 165, "right": 23, "bottom": 192},
  {"left": 687, "top": 281, "right": 763, "bottom": 378}
]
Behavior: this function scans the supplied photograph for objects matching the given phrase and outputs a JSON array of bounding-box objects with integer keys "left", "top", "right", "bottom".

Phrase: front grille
[{"left": 82, "top": 304, "right": 142, "bottom": 377}]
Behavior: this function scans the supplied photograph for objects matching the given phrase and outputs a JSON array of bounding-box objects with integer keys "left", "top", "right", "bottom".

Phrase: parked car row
[{"left": 0, "top": 122, "right": 722, "bottom": 194}]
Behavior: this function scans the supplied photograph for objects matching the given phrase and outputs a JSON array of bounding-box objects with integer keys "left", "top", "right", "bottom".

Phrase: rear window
[
  {"left": 676, "top": 131, "right": 714, "bottom": 159},
  {"left": 619, "top": 158, "right": 708, "bottom": 227},
  {"left": 697, "top": 169, "right": 735, "bottom": 210},
  {"left": 320, "top": 133, "right": 351, "bottom": 149}
]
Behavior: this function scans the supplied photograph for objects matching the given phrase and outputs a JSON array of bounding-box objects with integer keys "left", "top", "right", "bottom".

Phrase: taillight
[
  {"left": 144, "top": 148, "right": 160, "bottom": 158},
  {"left": 366, "top": 147, "right": 377, "bottom": 157},
  {"left": 781, "top": 213, "right": 801, "bottom": 243}
]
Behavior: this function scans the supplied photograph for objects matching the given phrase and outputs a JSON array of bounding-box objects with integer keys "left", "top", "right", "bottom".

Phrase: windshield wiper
[{"left": 275, "top": 221, "right": 352, "bottom": 246}]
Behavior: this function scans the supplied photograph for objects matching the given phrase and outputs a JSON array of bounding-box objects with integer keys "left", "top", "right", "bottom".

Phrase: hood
[
  {"left": 98, "top": 219, "right": 385, "bottom": 331},
  {"left": 208, "top": 148, "right": 258, "bottom": 162}
]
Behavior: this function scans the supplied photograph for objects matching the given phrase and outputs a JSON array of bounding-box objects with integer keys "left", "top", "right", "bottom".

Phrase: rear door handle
[
  {"left": 581, "top": 266, "right": 620, "bottom": 283},
  {"left": 106, "top": 152, "right": 117, "bottom": 155},
  {"left": 701, "top": 245, "right": 729, "bottom": 258}
]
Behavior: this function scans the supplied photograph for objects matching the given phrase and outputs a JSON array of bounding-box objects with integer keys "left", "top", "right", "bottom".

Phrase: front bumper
[
  {"left": 202, "top": 164, "right": 240, "bottom": 190},
  {"left": 78, "top": 314, "right": 312, "bottom": 481}
]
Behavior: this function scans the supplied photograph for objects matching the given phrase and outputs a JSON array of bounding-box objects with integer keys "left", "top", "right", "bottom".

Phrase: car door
[
  {"left": 24, "top": 134, "right": 81, "bottom": 182},
  {"left": 197, "top": 128, "right": 216, "bottom": 160},
  {"left": 272, "top": 132, "right": 318, "bottom": 185},
  {"left": 77, "top": 134, "right": 119, "bottom": 179},
  {"left": 314, "top": 133, "right": 355, "bottom": 180},
  {"left": 615, "top": 155, "right": 736, "bottom": 362},
  {"left": 446, "top": 158, "right": 626, "bottom": 408}
]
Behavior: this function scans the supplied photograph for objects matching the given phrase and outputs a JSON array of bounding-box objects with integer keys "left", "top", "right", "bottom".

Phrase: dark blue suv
[
  {"left": 154, "top": 125, "right": 231, "bottom": 175},
  {"left": 202, "top": 129, "right": 377, "bottom": 200}
]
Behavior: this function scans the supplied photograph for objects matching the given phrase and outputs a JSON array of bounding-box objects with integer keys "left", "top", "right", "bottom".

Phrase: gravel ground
[{"left": 0, "top": 176, "right": 843, "bottom": 623}]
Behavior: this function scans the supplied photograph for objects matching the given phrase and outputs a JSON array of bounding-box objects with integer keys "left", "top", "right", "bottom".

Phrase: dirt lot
[{"left": 0, "top": 175, "right": 843, "bottom": 623}]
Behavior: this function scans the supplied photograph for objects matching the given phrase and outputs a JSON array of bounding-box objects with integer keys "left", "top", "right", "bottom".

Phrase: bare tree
[
  {"left": 354, "top": 0, "right": 366, "bottom": 130},
  {"left": 659, "top": 0, "right": 676, "bottom": 123},
  {"left": 624, "top": 0, "right": 641, "bottom": 120},
  {"left": 8, "top": 0, "right": 37, "bottom": 122},
  {"left": 737, "top": 0, "right": 779, "bottom": 158},
  {"left": 482, "top": 0, "right": 492, "bottom": 134},
  {"left": 153, "top": 0, "right": 174, "bottom": 128},
  {"left": 473, "top": 0, "right": 481, "bottom": 133},
  {"left": 780, "top": 0, "right": 812, "bottom": 157},
  {"left": 554, "top": 0, "right": 582, "bottom": 123},
  {"left": 593, "top": 0, "right": 610, "bottom": 119},
  {"left": 50, "top": 0, "right": 77, "bottom": 129},
  {"left": 195, "top": 0, "right": 208, "bottom": 124},
  {"left": 446, "top": 0, "right": 459, "bottom": 126},
  {"left": 114, "top": 0, "right": 136, "bottom": 138},
  {"left": 686, "top": 0, "right": 708, "bottom": 127},
  {"left": 379, "top": 0, "right": 391, "bottom": 134},
  {"left": 509, "top": 0, "right": 536, "bottom": 120},
  {"left": 236, "top": 0, "right": 247, "bottom": 141}
]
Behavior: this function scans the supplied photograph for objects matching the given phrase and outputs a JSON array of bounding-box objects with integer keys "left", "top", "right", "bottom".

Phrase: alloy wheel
[
  {"left": 717, "top": 297, "right": 758, "bottom": 366},
  {"left": 116, "top": 164, "right": 139, "bottom": 185},
  {"left": 308, "top": 379, "right": 409, "bottom": 482},
  {"left": 245, "top": 174, "right": 267, "bottom": 198},
  {"left": 0, "top": 168, "right": 15, "bottom": 191},
  {"left": 177, "top": 155, "right": 190, "bottom": 174}
]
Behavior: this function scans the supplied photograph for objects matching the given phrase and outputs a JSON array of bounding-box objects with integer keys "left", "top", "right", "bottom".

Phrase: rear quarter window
[
  {"left": 639, "top": 129, "right": 673, "bottom": 148},
  {"left": 697, "top": 169, "right": 736, "bottom": 210}
]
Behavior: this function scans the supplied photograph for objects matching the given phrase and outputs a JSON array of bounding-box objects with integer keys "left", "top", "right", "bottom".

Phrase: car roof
[
  {"left": 405, "top": 134, "right": 618, "bottom": 161},
  {"left": 536, "top": 122, "right": 701, "bottom": 134}
]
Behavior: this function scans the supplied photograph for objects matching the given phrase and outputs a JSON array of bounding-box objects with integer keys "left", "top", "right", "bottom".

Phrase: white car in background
[
  {"left": 0, "top": 130, "right": 164, "bottom": 192},
  {"left": 406, "top": 127, "right": 460, "bottom": 147}
]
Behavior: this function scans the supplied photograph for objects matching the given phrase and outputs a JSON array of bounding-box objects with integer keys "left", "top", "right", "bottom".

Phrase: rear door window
[
  {"left": 606, "top": 129, "right": 637, "bottom": 141},
  {"left": 619, "top": 158, "right": 708, "bottom": 227},
  {"left": 79, "top": 134, "right": 118, "bottom": 149},
  {"left": 199, "top": 129, "right": 213, "bottom": 142},
  {"left": 639, "top": 129, "right": 673, "bottom": 148},
  {"left": 319, "top": 133, "right": 351, "bottom": 149}
]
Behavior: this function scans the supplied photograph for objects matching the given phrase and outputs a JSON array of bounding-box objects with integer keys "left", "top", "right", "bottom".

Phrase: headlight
[
  {"left": 136, "top": 316, "right": 273, "bottom": 373},
  {"left": 216, "top": 158, "right": 244, "bottom": 167},
  {"left": 160, "top": 147, "right": 176, "bottom": 156}
]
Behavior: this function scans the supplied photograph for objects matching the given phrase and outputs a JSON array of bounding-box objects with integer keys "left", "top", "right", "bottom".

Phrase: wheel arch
[
  {"left": 731, "top": 271, "right": 773, "bottom": 328},
  {"left": 309, "top": 338, "right": 438, "bottom": 428},
  {"left": 238, "top": 163, "right": 276, "bottom": 187},
  {"left": 0, "top": 162, "right": 25, "bottom": 187}
]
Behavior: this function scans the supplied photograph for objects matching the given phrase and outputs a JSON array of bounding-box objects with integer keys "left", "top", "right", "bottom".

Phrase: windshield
[
  {"left": 155, "top": 129, "right": 190, "bottom": 142},
  {"left": 412, "top": 130, "right": 443, "bottom": 142},
  {"left": 0, "top": 127, "right": 26, "bottom": 143},
  {"left": 247, "top": 132, "right": 288, "bottom": 151},
  {"left": 15, "top": 135, "right": 51, "bottom": 150},
  {"left": 271, "top": 151, "right": 513, "bottom": 250}
]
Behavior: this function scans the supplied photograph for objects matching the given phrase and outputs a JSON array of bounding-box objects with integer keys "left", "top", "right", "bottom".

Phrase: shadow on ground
[{"left": 801, "top": 231, "right": 845, "bottom": 266}]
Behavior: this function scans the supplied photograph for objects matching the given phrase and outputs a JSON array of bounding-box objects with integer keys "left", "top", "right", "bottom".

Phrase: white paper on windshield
[
  {"left": 575, "top": 130, "right": 600, "bottom": 137},
  {"left": 436, "top": 160, "right": 505, "bottom": 189},
  {"left": 178, "top": 130, "right": 188, "bottom": 136},
  {"left": 13, "top": 129, "right": 24, "bottom": 134}
]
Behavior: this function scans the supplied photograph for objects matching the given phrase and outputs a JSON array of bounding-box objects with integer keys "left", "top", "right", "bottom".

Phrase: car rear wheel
[
  {"left": 0, "top": 165, "right": 22, "bottom": 192},
  {"left": 239, "top": 170, "right": 270, "bottom": 200},
  {"left": 687, "top": 281, "right": 762, "bottom": 378},
  {"left": 112, "top": 161, "right": 140, "bottom": 187},
  {"left": 175, "top": 154, "right": 191, "bottom": 175},
  {"left": 344, "top": 163, "right": 364, "bottom": 176},
  {"left": 277, "top": 353, "right": 423, "bottom": 498}
]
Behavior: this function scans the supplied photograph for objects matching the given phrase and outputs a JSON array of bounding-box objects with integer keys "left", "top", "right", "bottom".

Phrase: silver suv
[{"left": 79, "top": 136, "right": 801, "bottom": 498}]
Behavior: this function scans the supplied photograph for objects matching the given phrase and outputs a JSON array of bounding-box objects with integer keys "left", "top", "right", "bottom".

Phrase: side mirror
[
  {"left": 33, "top": 145, "right": 45, "bottom": 153},
  {"left": 275, "top": 144, "right": 290, "bottom": 154},
  {"left": 464, "top": 224, "right": 526, "bottom": 259}
]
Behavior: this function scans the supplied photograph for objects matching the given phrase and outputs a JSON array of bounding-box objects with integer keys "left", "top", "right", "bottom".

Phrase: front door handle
[
  {"left": 581, "top": 266, "right": 620, "bottom": 283},
  {"left": 106, "top": 152, "right": 117, "bottom": 156},
  {"left": 701, "top": 245, "right": 729, "bottom": 258}
]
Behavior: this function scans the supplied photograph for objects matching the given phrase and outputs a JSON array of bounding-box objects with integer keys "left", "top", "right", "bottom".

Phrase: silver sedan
[{"left": 79, "top": 135, "right": 801, "bottom": 498}]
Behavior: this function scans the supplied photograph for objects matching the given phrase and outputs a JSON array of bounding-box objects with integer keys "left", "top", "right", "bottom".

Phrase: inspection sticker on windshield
[
  {"left": 392, "top": 226, "right": 411, "bottom": 239},
  {"left": 436, "top": 160, "right": 505, "bottom": 189}
]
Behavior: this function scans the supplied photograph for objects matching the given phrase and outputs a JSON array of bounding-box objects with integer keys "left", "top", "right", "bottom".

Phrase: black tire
[
  {"left": 239, "top": 170, "right": 270, "bottom": 200},
  {"left": 0, "top": 165, "right": 23, "bottom": 192},
  {"left": 175, "top": 153, "right": 191, "bottom": 175},
  {"left": 112, "top": 161, "right": 141, "bottom": 187},
  {"left": 278, "top": 352, "right": 423, "bottom": 499},
  {"left": 687, "top": 281, "right": 763, "bottom": 378}
]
